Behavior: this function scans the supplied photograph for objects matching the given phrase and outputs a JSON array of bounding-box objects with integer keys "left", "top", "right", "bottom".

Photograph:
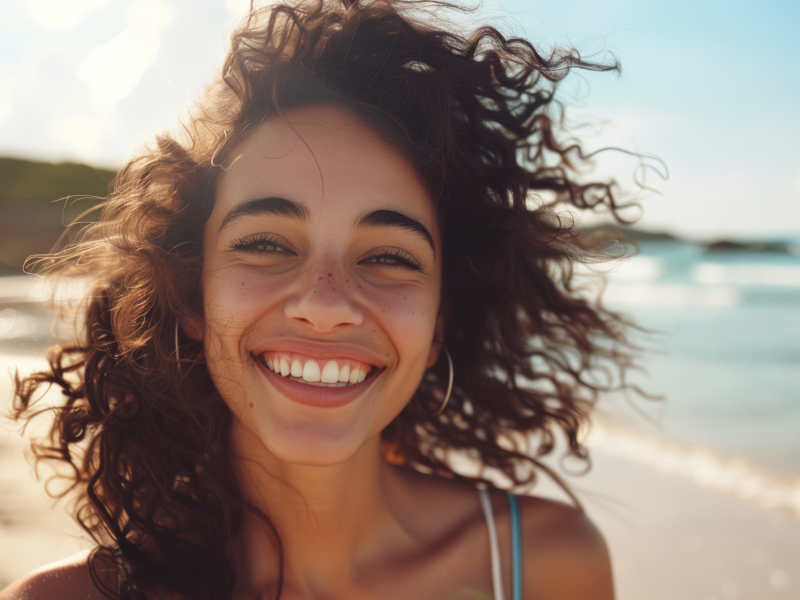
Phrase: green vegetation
[{"left": 0, "top": 156, "right": 117, "bottom": 273}]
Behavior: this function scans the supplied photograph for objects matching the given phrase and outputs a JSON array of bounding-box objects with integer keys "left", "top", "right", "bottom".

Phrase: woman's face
[{"left": 198, "top": 105, "right": 442, "bottom": 466}]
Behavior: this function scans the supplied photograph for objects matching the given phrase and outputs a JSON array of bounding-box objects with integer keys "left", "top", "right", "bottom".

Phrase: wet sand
[
  {"left": 577, "top": 449, "right": 799, "bottom": 600},
  {"left": 1, "top": 351, "right": 798, "bottom": 598}
]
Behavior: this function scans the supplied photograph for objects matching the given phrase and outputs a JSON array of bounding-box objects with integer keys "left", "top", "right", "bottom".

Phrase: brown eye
[
  {"left": 362, "top": 250, "right": 422, "bottom": 270},
  {"left": 230, "top": 234, "right": 294, "bottom": 256}
]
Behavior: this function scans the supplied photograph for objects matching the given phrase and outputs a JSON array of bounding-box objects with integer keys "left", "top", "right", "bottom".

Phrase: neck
[{"left": 228, "top": 428, "right": 412, "bottom": 595}]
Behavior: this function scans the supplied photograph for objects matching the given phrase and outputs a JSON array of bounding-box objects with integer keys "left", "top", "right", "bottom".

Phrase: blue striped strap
[{"left": 507, "top": 492, "right": 523, "bottom": 600}]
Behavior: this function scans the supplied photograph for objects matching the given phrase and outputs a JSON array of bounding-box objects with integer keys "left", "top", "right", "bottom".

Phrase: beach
[{"left": 584, "top": 439, "right": 800, "bottom": 599}]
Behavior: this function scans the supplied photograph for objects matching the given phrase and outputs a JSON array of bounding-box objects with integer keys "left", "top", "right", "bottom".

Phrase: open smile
[
  {"left": 260, "top": 351, "right": 374, "bottom": 386},
  {"left": 254, "top": 351, "right": 383, "bottom": 408}
]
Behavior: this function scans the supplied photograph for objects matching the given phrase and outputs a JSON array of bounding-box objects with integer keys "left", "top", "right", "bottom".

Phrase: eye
[
  {"left": 361, "top": 249, "right": 423, "bottom": 271},
  {"left": 229, "top": 233, "right": 294, "bottom": 256}
]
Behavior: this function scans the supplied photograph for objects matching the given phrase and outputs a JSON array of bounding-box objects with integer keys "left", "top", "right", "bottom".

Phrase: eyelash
[
  {"left": 364, "top": 249, "right": 423, "bottom": 271},
  {"left": 229, "top": 233, "right": 293, "bottom": 256},
  {"left": 229, "top": 234, "right": 423, "bottom": 271}
]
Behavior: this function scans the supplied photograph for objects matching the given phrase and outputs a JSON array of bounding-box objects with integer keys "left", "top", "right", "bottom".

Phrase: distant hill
[
  {"left": 576, "top": 225, "right": 682, "bottom": 246},
  {"left": 704, "top": 239, "right": 793, "bottom": 254},
  {"left": 0, "top": 157, "right": 117, "bottom": 273},
  {"left": 613, "top": 227, "right": 682, "bottom": 243},
  {"left": 577, "top": 225, "right": 797, "bottom": 255}
]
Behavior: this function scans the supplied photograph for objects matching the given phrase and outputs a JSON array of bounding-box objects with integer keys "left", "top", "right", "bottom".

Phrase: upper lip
[{"left": 250, "top": 339, "right": 389, "bottom": 368}]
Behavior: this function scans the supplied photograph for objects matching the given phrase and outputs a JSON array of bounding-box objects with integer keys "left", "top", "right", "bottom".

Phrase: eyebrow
[
  {"left": 218, "top": 196, "right": 309, "bottom": 232},
  {"left": 356, "top": 209, "right": 436, "bottom": 255}
]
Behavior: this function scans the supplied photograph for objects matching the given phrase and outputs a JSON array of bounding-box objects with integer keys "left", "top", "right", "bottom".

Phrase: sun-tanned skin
[
  {"left": 0, "top": 106, "right": 614, "bottom": 600},
  {"left": 1, "top": 491, "right": 612, "bottom": 600}
]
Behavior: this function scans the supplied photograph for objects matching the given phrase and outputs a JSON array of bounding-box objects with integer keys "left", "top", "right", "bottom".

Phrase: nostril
[{"left": 283, "top": 269, "right": 365, "bottom": 330}]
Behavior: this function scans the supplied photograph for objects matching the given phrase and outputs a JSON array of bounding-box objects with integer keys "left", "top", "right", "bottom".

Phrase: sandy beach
[
  {"left": 581, "top": 449, "right": 799, "bottom": 600},
  {"left": 1, "top": 348, "right": 797, "bottom": 599}
]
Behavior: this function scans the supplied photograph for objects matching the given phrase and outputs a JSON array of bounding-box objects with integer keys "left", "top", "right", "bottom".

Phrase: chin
[{"left": 233, "top": 409, "right": 380, "bottom": 467}]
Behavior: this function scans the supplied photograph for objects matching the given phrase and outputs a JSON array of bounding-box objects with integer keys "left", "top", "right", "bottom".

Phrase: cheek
[
  {"left": 204, "top": 267, "right": 289, "bottom": 331},
  {"left": 202, "top": 268, "right": 298, "bottom": 415},
  {"left": 362, "top": 284, "right": 439, "bottom": 356},
  {"left": 201, "top": 268, "right": 293, "bottom": 382}
]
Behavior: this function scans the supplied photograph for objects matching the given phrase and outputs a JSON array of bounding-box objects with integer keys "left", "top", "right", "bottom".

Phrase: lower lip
[{"left": 256, "top": 358, "right": 380, "bottom": 408}]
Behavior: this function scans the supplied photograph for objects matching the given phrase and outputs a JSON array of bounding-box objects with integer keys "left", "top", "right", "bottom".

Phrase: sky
[{"left": 0, "top": 0, "right": 798, "bottom": 240}]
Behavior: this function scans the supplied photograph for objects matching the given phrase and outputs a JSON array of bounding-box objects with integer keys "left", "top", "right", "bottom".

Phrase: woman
[{"left": 3, "top": 1, "right": 637, "bottom": 598}]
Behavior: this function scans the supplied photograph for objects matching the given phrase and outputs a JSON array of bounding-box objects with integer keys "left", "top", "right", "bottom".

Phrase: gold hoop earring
[{"left": 430, "top": 346, "right": 453, "bottom": 416}]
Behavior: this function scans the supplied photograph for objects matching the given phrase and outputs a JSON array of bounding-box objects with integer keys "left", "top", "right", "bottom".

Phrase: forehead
[{"left": 213, "top": 105, "right": 435, "bottom": 221}]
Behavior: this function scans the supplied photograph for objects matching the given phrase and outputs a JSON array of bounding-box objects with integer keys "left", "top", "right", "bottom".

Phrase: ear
[
  {"left": 179, "top": 314, "right": 205, "bottom": 342},
  {"left": 426, "top": 314, "right": 445, "bottom": 369}
]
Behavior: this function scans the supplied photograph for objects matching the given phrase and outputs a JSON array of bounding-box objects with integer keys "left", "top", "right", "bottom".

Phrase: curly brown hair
[{"left": 13, "top": 1, "right": 640, "bottom": 598}]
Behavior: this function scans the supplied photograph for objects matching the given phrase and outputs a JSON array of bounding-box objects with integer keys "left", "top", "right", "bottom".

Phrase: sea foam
[
  {"left": 587, "top": 414, "right": 800, "bottom": 519},
  {"left": 691, "top": 263, "right": 800, "bottom": 287}
]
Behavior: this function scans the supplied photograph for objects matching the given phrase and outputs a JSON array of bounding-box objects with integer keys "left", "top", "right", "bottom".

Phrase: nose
[{"left": 284, "top": 262, "right": 364, "bottom": 332}]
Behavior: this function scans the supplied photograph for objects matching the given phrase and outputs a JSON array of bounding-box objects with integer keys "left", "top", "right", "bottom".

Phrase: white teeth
[
  {"left": 291, "top": 359, "right": 303, "bottom": 378},
  {"left": 302, "top": 359, "right": 321, "bottom": 382},
  {"left": 321, "top": 361, "right": 339, "bottom": 383},
  {"left": 264, "top": 354, "right": 373, "bottom": 385}
]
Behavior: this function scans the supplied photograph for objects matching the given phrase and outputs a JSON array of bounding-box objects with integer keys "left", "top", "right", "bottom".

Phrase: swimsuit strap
[
  {"left": 478, "top": 487, "right": 505, "bottom": 600},
  {"left": 478, "top": 488, "right": 524, "bottom": 600},
  {"left": 507, "top": 492, "right": 523, "bottom": 600}
]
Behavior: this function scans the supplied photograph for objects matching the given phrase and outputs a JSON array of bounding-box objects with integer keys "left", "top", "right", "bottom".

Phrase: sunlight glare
[
  {"left": 0, "top": 64, "right": 12, "bottom": 124},
  {"left": 21, "top": 0, "right": 110, "bottom": 30},
  {"left": 51, "top": 115, "right": 113, "bottom": 161},
  {"left": 77, "top": 0, "right": 170, "bottom": 115}
]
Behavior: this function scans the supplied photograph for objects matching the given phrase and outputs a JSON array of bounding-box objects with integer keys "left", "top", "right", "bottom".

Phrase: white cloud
[
  {"left": 227, "top": 0, "right": 290, "bottom": 20},
  {"left": 77, "top": 0, "right": 170, "bottom": 114},
  {"left": 568, "top": 106, "right": 689, "bottom": 156},
  {"left": 0, "top": 63, "right": 13, "bottom": 124},
  {"left": 0, "top": 100, "right": 10, "bottom": 124},
  {"left": 51, "top": 115, "right": 113, "bottom": 162},
  {"left": 794, "top": 168, "right": 800, "bottom": 196},
  {"left": 227, "top": 0, "right": 253, "bottom": 19},
  {"left": 20, "top": 0, "right": 109, "bottom": 30}
]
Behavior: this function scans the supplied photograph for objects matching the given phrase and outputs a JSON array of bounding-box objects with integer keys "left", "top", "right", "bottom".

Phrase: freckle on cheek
[{"left": 249, "top": 402, "right": 254, "bottom": 408}]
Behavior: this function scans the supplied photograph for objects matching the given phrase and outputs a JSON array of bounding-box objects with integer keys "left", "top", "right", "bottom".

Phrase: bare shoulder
[
  {"left": 0, "top": 551, "right": 113, "bottom": 600},
  {"left": 517, "top": 495, "right": 614, "bottom": 600}
]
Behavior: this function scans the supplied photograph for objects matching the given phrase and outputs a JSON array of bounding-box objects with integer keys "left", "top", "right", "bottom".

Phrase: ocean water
[{"left": 595, "top": 241, "right": 800, "bottom": 484}]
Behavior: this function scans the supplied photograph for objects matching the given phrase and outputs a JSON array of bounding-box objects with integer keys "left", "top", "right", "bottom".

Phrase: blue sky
[{"left": 0, "top": 0, "right": 798, "bottom": 239}]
